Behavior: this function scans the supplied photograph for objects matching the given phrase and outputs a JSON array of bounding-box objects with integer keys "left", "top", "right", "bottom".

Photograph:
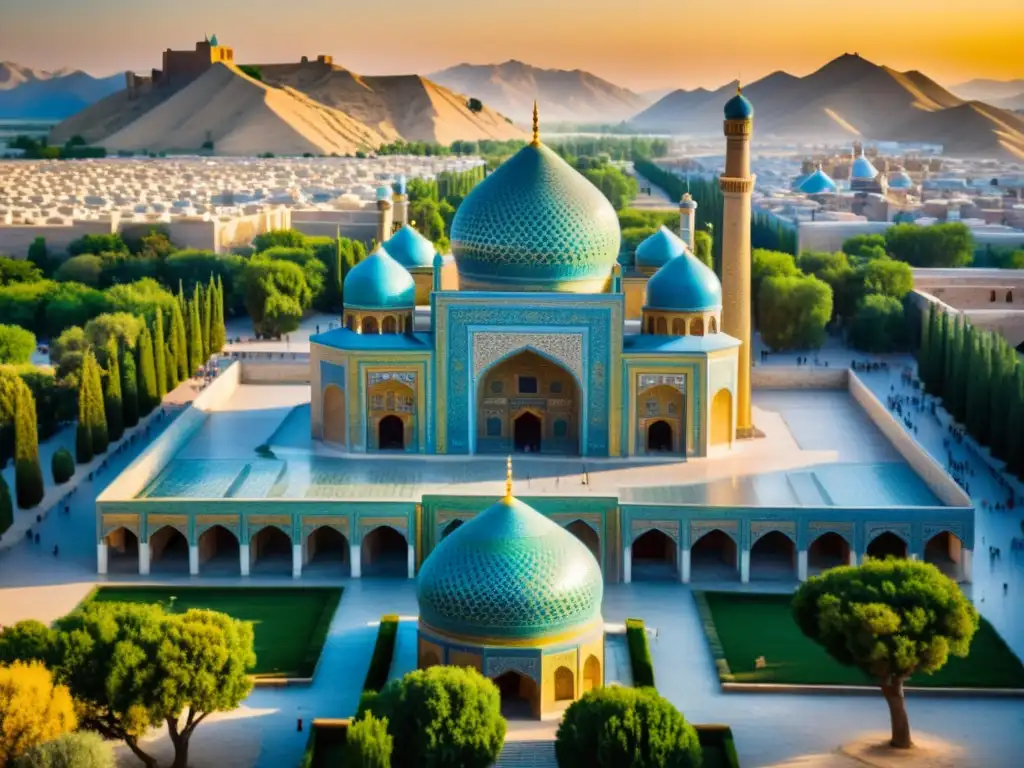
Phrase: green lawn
[
  {"left": 700, "top": 591, "right": 1024, "bottom": 688},
  {"left": 86, "top": 586, "right": 342, "bottom": 678}
]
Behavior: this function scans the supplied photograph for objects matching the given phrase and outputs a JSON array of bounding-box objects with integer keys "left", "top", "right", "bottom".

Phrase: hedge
[
  {"left": 625, "top": 618, "right": 655, "bottom": 687},
  {"left": 695, "top": 724, "right": 740, "bottom": 768},
  {"left": 362, "top": 614, "right": 399, "bottom": 693},
  {"left": 51, "top": 447, "right": 74, "bottom": 484},
  {"left": 300, "top": 719, "right": 349, "bottom": 768}
]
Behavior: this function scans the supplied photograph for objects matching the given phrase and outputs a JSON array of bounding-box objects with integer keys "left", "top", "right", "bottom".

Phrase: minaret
[
  {"left": 678, "top": 192, "right": 697, "bottom": 251},
  {"left": 719, "top": 84, "right": 756, "bottom": 437},
  {"left": 375, "top": 185, "right": 393, "bottom": 245}
]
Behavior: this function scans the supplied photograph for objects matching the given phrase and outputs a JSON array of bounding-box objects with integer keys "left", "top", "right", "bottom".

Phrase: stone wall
[
  {"left": 240, "top": 360, "right": 310, "bottom": 383},
  {"left": 0, "top": 220, "right": 119, "bottom": 259},
  {"left": 752, "top": 366, "right": 848, "bottom": 389}
]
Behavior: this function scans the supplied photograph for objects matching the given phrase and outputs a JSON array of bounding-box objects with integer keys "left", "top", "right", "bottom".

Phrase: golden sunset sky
[{"left": 2, "top": 0, "right": 1020, "bottom": 90}]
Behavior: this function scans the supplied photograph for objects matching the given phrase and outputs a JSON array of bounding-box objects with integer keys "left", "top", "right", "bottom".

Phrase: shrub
[
  {"left": 54, "top": 255, "right": 103, "bottom": 287},
  {"left": 694, "top": 725, "right": 740, "bottom": 768},
  {"left": 0, "top": 661, "right": 77, "bottom": 765},
  {"left": 625, "top": 618, "right": 655, "bottom": 687},
  {"left": 51, "top": 448, "right": 74, "bottom": 485},
  {"left": 13, "top": 731, "right": 115, "bottom": 768},
  {"left": 372, "top": 666, "right": 505, "bottom": 768},
  {"left": 343, "top": 713, "right": 392, "bottom": 768},
  {"left": 363, "top": 615, "right": 398, "bottom": 693},
  {"left": 0, "top": 325, "right": 36, "bottom": 365},
  {"left": 556, "top": 686, "right": 701, "bottom": 768}
]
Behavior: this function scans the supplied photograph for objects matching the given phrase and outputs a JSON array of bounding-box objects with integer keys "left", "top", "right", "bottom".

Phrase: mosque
[{"left": 309, "top": 90, "right": 758, "bottom": 459}]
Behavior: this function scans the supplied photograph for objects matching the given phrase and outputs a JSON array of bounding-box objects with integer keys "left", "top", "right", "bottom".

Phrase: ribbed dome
[
  {"left": 645, "top": 250, "right": 722, "bottom": 313},
  {"left": 342, "top": 247, "right": 415, "bottom": 310},
  {"left": 635, "top": 226, "right": 687, "bottom": 270},
  {"left": 417, "top": 494, "right": 603, "bottom": 641},
  {"left": 450, "top": 142, "right": 621, "bottom": 292},
  {"left": 724, "top": 91, "right": 754, "bottom": 120},
  {"left": 851, "top": 152, "right": 879, "bottom": 180},
  {"left": 384, "top": 224, "right": 436, "bottom": 268},
  {"left": 799, "top": 166, "right": 838, "bottom": 195}
]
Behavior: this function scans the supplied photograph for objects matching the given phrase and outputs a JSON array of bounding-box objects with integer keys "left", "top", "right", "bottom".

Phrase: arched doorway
[
  {"left": 513, "top": 412, "right": 542, "bottom": 453},
  {"left": 647, "top": 420, "right": 673, "bottom": 452},
  {"left": 690, "top": 529, "right": 737, "bottom": 581},
  {"left": 363, "top": 316, "right": 379, "bottom": 334},
  {"left": 631, "top": 529, "right": 677, "bottom": 580},
  {"left": 711, "top": 389, "right": 732, "bottom": 446},
  {"left": 378, "top": 415, "right": 405, "bottom": 450},
  {"left": 566, "top": 520, "right": 601, "bottom": 567},
  {"left": 362, "top": 526, "right": 408, "bottom": 577},
  {"left": 322, "top": 385, "right": 345, "bottom": 444},
  {"left": 477, "top": 349, "right": 579, "bottom": 455},
  {"left": 105, "top": 527, "right": 139, "bottom": 574},
  {"left": 867, "top": 531, "right": 908, "bottom": 560},
  {"left": 306, "top": 527, "right": 349, "bottom": 576},
  {"left": 441, "top": 519, "right": 464, "bottom": 539},
  {"left": 924, "top": 531, "right": 963, "bottom": 579},
  {"left": 808, "top": 532, "right": 850, "bottom": 574},
  {"left": 197, "top": 525, "right": 240, "bottom": 575},
  {"left": 554, "top": 666, "right": 575, "bottom": 701},
  {"left": 749, "top": 531, "right": 797, "bottom": 581},
  {"left": 583, "top": 655, "right": 601, "bottom": 693},
  {"left": 149, "top": 526, "right": 188, "bottom": 574},
  {"left": 494, "top": 671, "right": 537, "bottom": 719},
  {"left": 250, "top": 526, "right": 291, "bottom": 574}
]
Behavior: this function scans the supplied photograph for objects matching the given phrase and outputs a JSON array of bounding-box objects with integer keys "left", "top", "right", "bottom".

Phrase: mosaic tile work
[{"left": 142, "top": 460, "right": 246, "bottom": 499}]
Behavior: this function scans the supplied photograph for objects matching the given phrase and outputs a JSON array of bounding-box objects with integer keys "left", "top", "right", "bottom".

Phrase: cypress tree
[
  {"left": 202, "top": 280, "right": 213, "bottom": 360},
  {"left": 14, "top": 381, "right": 44, "bottom": 509},
  {"left": 1007, "top": 367, "right": 1024, "bottom": 478},
  {"left": 966, "top": 333, "right": 992, "bottom": 444},
  {"left": 935, "top": 311, "right": 949, "bottom": 396},
  {"left": 951, "top": 323, "right": 971, "bottom": 423},
  {"left": 170, "top": 300, "right": 189, "bottom": 382},
  {"left": 137, "top": 325, "right": 158, "bottom": 417},
  {"left": 153, "top": 309, "right": 168, "bottom": 401},
  {"left": 103, "top": 339, "right": 124, "bottom": 442},
  {"left": 177, "top": 280, "right": 186, "bottom": 314},
  {"left": 188, "top": 296, "right": 203, "bottom": 374},
  {"left": 0, "top": 474, "right": 11, "bottom": 536},
  {"left": 918, "top": 303, "right": 934, "bottom": 390},
  {"left": 210, "top": 275, "right": 227, "bottom": 354},
  {"left": 76, "top": 354, "right": 94, "bottom": 464},
  {"left": 121, "top": 345, "right": 139, "bottom": 428},
  {"left": 942, "top": 315, "right": 960, "bottom": 406},
  {"left": 88, "top": 350, "right": 108, "bottom": 455}
]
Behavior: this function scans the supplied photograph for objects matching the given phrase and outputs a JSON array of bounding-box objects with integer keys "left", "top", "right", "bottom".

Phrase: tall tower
[
  {"left": 678, "top": 193, "right": 697, "bottom": 251},
  {"left": 719, "top": 85, "right": 755, "bottom": 437}
]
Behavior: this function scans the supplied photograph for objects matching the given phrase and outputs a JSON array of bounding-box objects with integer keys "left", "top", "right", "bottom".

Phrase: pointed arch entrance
[
  {"left": 566, "top": 520, "right": 601, "bottom": 567},
  {"left": 637, "top": 384, "right": 684, "bottom": 455},
  {"left": 105, "top": 527, "right": 139, "bottom": 574},
  {"left": 149, "top": 526, "right": 188, "bottom": 574},
  {"left": 494, "top": 671, "right": 538, "bottom": 719},
  {"left": 631, "top": 529, "right": 677, "bottom": 580},
  {"left": 808, "top": 532, "right": 850, "bottom": 574},
  {"left": 924, "top": 531, "right": 963, "bottom": 579},
  {"left": 251, "top": 526, "right": 292, "bottom": 574},
  {"left": 867, "top": 531, "right": 908, "bottom": 560},
  {"left": 362, "top": 525, "right": 408, "bottom": 577},
  {"left": 690, "top": 529, "right": 737, "bottom": 581},
  {"left": 749, "top": 531, "right": 797, "bottom": 580},
  {"left": 647, "top": 420, "right": 673, "bottom": 452},
  {"left": 197, "top": 525, "right": 240, "bottom": 575},
  {"left": 378, "top": 415, "right": 405, "bottom": 450},
  {"left": 514, "top": 412, "right": 542, "bottom": 453},
  {"left": 583, "top": 655, "right": 601, "bottom": 693},
  {"left": 305, "top": 526, "right": 349, "bottom": 576}
]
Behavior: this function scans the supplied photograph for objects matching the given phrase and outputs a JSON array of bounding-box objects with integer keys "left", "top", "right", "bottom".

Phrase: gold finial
[
  {"left": 531, "top": 100, "right": 540, "bottom": 146},
  {"left": 736, "top": 81, "right": 742, "bottom": 96},
  {"left": 504, "top": 455, "right": 514, "bottom": 498}
]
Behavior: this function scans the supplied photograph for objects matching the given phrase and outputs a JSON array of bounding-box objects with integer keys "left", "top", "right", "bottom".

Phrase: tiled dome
[
  {"left": 799, "top": 166, "right": 838, "bottom": 195},
  {"left": 724, "top": 90, "right": 754, "bottom": 120},
  {"left": 417, "top": 494, "right": 603, "bottom": 641},
  {"left": 888, "top": 170, "right": 914, "bottom": 189},
  {"left": 449, "top": 142, "right": 621, "bottom": 291},
  {"left": 635, "top": 226, "right": 687, "bottom": 270},
  {"left": 342, "top": 246, "right": 415, "bottom": 310},
  {"left": 645, "top": 250, "right": 722, "bottom": 313},
  {"left": 851, "top": 151, "right": 879, "bottom": 180},
  {"left": 384, "top": 224, "right": 436, "bottom": 268}
]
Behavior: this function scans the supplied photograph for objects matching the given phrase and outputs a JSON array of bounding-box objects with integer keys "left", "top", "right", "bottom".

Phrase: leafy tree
[
  {"left": 153, "top": 310, "right": 167, "bottom": 401},
  {"left": 51, "top": 448, "right": 74, "bottom": 485},
  {"left": 252, "top": 229, "right": 307, "bottom": 252},
  {"left": 42, "top": 283, "right": 108, "bottom": 340},
  {"left": 15, "top": 380, "right": 44, "bottom": 509},
  {"left": 13, "top": 731, "right": 115, "bottom": 768},
  {"left": 104, "top": 278, "right": 175, "bottom": 321},
  {"left": 187, "top": 296, "right": 203, "bottom": 374},
  {"left": 241, "top": 258, "right": 311, "bottom": 339},
  {"left": 793, "top": 559, "right": 978, "bottom": 748},
  {"left": 102, "top": 339, "right": 124, "bottom": 442},
  {"left": 260, "top": 247, "right": 326, "bottom": 306},
  {"left": 370, "top": 666, "right": 505, "bottom": 768},
  {"left": 137, "top": 325, "right": 158, "bottom": 416},
  {"left": 169, "top": 301, "right": 188, "bottom": 383},
  {"left": 83, "top": 312, "right": 143, "bottom": 353},
  {"left": 0, "top": 256, "right": 43, "bottom": 286},
  {"left": 797, "top": 250, "right": 855, "bottom": 321},
  {"left": 126, "top": 227, "right": 174, "bottom": 261},
  {"left": 27, "top": 238, "right": 50, "bottom": 277},
  {"left": 409, "top": 198, "right": 448, "bottom": 244},
  {"left": 758, "top": 274, "right": 832, "bottom": 350},
  {"left": 0, "top": 662, "right": 77, "bottom": 765},
  {"left": 12, "top": 367, "right": 73, "bottom": 444},
  {"left": 693, "top": 230, "right": 713, "bottom": 269},
  {"left": 858, "top": 257, "right": 913, "bottom": 300},
  {"left": 0, "top": 324, "right": 36, "bottom": 365},
  {"left": 849, "top": 294, "right": 907, "bottom": 353},
  {"left": 97, "top": 253, "right": 159, "bottom": 288},
  {"left": 161, "top": 251, "right": 245, "bottom": 310},
  {"left": 842, "top": 233, "right": 887, "bottom": 260},
  {"left": 0, "top": 475, "right": 11, "bottom": 536},
  {"left": 884, "top": 223, "right": 973, "bottom": 268},
  {"left": 752, "top": 249, "right": 800, "bottom": 326},
  {"left": 555, "top": 686, "right": 701, "bottom": 768},
  {"left": 50, "top": 326, "right": 87, "bottom": 369},
  {"left": 67, "top": 234, "right": 127, "bottom": 257},
  {"left": 0, "top": 368, "right": 19, "bottom": 468},
  {"left": 120, "top": 346, "right": 139, "bottom": 429},
  {"left": 344, "top": 713, "right": 393, "bottom": 768},
  {"left": 54, "top": 255, "right": 103, "bottom": 287}
]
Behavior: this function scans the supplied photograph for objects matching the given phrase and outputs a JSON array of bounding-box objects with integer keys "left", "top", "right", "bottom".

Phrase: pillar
[
  {"left": 679, "top": 194, "right": 697, "bottom": 251},
  {"left": 376, "top": 198, "right": 393, "bottom": 246},
  {"left": 240, "top": 544, "right": 250, "bottom": 576},
  {"left": 961, "top": 549, "right": 973, "bottom": 583},
  {"left": 189, "top": 545, "right": 199, "bottom": 575},
  {"left": 681, "top": 548, "right": 691, "bottom": 584},
  {"left": 97, "top": 543, "right": 108, "bottom": 575},
  {"left": 351, "top": 543, "right": 362, "bottom": 578},
  {"left": 740, "top": 549, "right": 750, "bottom": 584},
  {"left": 797, "top": 549, "right": 808, "bottom": 582},
  {"left": 623, "top": 546, "right": 632, "bottom": 584},
  {"left": 292, "top": 544, "right": 302, "bottom": 578},
  {"left": 848, "top": 550, "right": 858, "bottom": 566},
  {"left": 139, "top": 543, "right": 151, "bottom": 576},
  {"left": 407, "top": 544, "right": 416, "bottom": 579}
]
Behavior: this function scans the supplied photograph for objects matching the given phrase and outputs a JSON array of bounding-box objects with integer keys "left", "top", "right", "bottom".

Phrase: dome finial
[
  {"left": 505, "top": 455, "right": 513, "bottom": 499},
  {"left": 531, "top": 100, "right": 540, "bottom": 146},
  {"left": 736, "top": 80, "right": 742, "bottom": 96}
]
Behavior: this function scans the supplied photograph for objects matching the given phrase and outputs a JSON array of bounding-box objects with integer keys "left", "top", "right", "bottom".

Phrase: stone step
[{"left": 495, "top": 740, "right": 556, "bottom": 768}]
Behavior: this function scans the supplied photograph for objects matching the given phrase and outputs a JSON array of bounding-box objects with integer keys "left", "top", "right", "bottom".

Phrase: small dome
[
  {"left": 384, "top": 224, "right": 436, "bottom": 268},
  {"left": 724, "top": 89, "right": 754, "bottom": 120},
  {"left": 635, "top": 226, "right": 687, "bottom": 269},
  {"left": 375, "top": 185, "right": 391, "bottom": 201},
  {"left": 645, "top": 250, "right": 722, "bottom": 313},
  {"left": 889, "top": 170, "right": 914, "bottom": 189},
  {"left": 417, "top": 493, "right": 603, "bottom": 641},
  {"left": 343, "top": 247, "right": 415, "bottom": 310},
  {"left": 851, "top": 152, "right": 879, "bottom": 180},
  {"left": 799, "top": 166, "right": 838, "bottom": 195}
]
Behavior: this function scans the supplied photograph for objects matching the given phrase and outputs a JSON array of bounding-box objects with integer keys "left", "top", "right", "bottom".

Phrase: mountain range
[
  {"left": 0, "top": 62, "right": 123, "bottom": 119},
  {"left": 429, "top": 60, "right": 649, "bottom": 123},
  {"left": 631, "top": 54, "right": 1024, "bottom": 160}
]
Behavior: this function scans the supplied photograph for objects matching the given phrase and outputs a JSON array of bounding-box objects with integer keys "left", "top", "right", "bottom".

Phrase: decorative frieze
[
  {"left": 101, "top": 513, "right": 139, "bottom": 536},
  {"left": 690, "top": 519, "right": 738, "bottom": 544},
  {"left": 473, "top": 332, "right": 583, "bottom": 385},
  {"left": 638, "top": 374, "right": 686, "bottom": 395},
  {"left": 302, "top": 516, "right": 350, "bottom": 537},
  {"left": 485, "top": 655, "right": 540, "bottom": 683},
  {"left": 360, "top": 516, "right": 408, "bottom": 536},
  {"left": 631, "top": 519, "right": 679, "bottom": 543},
  {"left": 750, "top": 520, "right": 796, "bottom": 543}
]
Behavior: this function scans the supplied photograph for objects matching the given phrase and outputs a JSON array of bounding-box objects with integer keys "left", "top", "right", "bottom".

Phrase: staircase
[{"left": 495, "top": 740, "right": 556, "bottom": 767}]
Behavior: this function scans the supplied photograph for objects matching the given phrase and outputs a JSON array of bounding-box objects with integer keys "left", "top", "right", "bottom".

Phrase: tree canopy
[
  {"left": 848, "top": 294, "right": 908, "bottom": 353},
  {"left": 0, "top": 661, "right": 77, "bottom": 765},
  {"left": 241, "top": 258, "right": 311, "bottom": 339},
  {"left": 758, "top": 273, "right": 832, "bottom": 351},
  {"left": 0, "top": 325, "right": 36, "bottom": 365},
  {"left": 884, "top": 222, "right": 973, "bottom": 268}
]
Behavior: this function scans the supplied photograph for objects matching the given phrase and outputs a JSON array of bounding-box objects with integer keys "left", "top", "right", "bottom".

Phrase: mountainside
[
  {"left": 992, "top": 92, "right": 1024, "bottom": 112},
  {"left": 0, "top": 62, "right": 122, "bottom": 119},
  {"left": 429, "top": 60, "right": 648, "bottom": 123},
  {"left": 952, "top": 78, "right": 1024, "bottom": 102},
  {"left": 631, "top": 54, "right": 1024, "bottom": 160}
]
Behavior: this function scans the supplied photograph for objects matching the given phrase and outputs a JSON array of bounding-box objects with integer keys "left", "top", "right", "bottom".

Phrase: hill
[
  {"left": 0, "top": 62, "right": 122, "bottom": 119},
  {"left": 429, "top": 60, "right": 648, "bottom": 123},
  {"left": 630, "top": 54, "right": 1024, "bottom": 160},
  {"left": 952, "top": 78, "right": 1024, "bottom": 102}
]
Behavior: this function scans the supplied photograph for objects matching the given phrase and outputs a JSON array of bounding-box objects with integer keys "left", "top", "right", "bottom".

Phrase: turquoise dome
[
  {"left": 635, "top": 226, "right": 687, "bottom": 269},
  {"left": 645, "top": 250, "right": 722, "bottom": 313},
  {"left": 799, "top": 167, "right": 838, "bottom": 195},
  {"left": 417, "top": 494, "right": 603, "bottom": 641},
  {"left": 450, "top": 142, "right": 621, "bottom": 291},
  {"left": 889, "top": 171, "right": 913, "bottom": 189},
  {"left": 343, "top": 247, "right": 415, "bottom": 310},
  {"left": 724, "top": 90, "right": 754, "bottom": 120},
  {"left": 851, "top": 152, "right": 879, "bottom": 180},
  {"left": 384, "top": 224, "right": 436, "bottom": 268}
]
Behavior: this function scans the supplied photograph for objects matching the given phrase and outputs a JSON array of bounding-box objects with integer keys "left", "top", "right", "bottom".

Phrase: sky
[{"left": 2, "top": 0, "right": 1021, "bottom": 91}]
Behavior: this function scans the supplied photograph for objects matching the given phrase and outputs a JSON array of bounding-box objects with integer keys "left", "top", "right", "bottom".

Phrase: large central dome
[{"left": 450, "top": 142, "right": 621, "bottom": 292}]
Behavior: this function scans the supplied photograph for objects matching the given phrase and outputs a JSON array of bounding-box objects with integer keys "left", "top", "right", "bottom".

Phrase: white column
[
  {"left": 97, "top": 543, "right": 108, "bottom": 575},
  {"left": 292, "top": 545, "right": 302, "bottom": 578},
  {"left": 407, "top": 544, "right": 415, "bottom": 579},
  {"left": 351, "top": 543, "right": 362, "bottom": 578},
  {"left": 623, "top": 546, "right": 632, "bottom": 584},
  {"left": 848, "top": 551, "right": 858, "bottom": 567},
  {"left": 797, "top": 550, "right": 808, "bottom": 582},
  {"left": 681, "top": 548, "right": 691, "bottom": 584},
  {"left": 740, "top": 549, "right": 750, "bottom": 584},
  {"left": 139, "top": 544, "right": 151, "bottom": 576},
  {"left": 189, "top": 545, "right": 199, "bottom": 575},
  {"left": 961, "top": 549, "right": 973, "bottom": 583},
  {"left": 240, "top": 544, "right": 250, "bottom": 576}
]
